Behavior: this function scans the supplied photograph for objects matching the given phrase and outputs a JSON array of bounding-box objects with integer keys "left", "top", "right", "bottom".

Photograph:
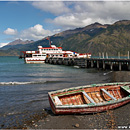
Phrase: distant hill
[
  {"left": 1, "top": 39, "right": 34, "bottom": 50},
  {"left": 0, "top": 20, "right": 130, "bottom": 56},
  {"left": 8, "top": 39, "right": 34, "bottom": 46}
]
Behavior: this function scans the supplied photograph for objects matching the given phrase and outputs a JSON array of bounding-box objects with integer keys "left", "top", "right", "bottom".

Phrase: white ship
[{"left": 19, "top": 38, "right": 91, "bottom": 64}]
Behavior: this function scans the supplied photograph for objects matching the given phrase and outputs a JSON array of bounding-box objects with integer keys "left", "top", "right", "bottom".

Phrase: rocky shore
[
  {"left": 26, "top": 103, "right": 130, "bottom": 129},
  {"left": 26, "top": 71, "right": 130, "bottom": 129}
]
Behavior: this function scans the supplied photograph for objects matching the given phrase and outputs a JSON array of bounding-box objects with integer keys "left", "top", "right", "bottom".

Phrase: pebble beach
[{"left": 26, "top": 71, "right": 130, "bottom": 129}]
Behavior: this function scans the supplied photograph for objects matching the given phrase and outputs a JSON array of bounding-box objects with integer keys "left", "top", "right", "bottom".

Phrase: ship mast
[{"left": 46, "top": 37, "right": 51, "bottom": 47}]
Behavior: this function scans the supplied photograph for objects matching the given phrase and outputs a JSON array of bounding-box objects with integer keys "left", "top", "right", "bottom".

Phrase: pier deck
[{"left": 45, "top": 57, "right": 130, "bottom": 71}]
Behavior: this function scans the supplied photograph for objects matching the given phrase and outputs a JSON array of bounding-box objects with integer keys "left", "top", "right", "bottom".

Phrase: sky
[{"left": 0, "top": 1, "right": 130, "bottom": 47}]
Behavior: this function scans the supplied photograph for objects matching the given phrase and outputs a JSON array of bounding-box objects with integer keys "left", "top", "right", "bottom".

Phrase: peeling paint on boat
[{"left": 48, "top": 82, "right": 130, "bottom": 114}]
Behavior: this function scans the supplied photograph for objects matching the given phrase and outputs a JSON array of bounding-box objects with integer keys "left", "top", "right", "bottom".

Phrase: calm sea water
[{"left": 0, "top": 56, "right": 111, "bottom": 128}]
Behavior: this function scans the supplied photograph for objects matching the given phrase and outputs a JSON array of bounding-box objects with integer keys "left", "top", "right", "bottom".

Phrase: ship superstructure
[{"left": 19, "top": 38, "right": 91, "bottom": 64}]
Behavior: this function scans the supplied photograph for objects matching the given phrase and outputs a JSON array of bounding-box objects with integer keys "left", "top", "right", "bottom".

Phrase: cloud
[
  {"left": 32, "top": 1, "right": 71, "bottom": 15},
  {"left": 0, "top": 42, "right": 9, "bottom": 48},
  {"left": 19, "top": 24, "right": 52, "bottom": 40},
  {"left": 53, "top": 29, "right": 61, "bottom": 33},
  {"left": 77, "top": 2, "right": 130, "bottom": 20},
  {"left": 3, "top": 1, "right": 130, "bottom": 43},
  {"left": 47, "top": 12, "right": 113, "bottom": 29},
  {"left": 19, "top": 24, "right": 61, "bottom": 40},
  {"left": 4, "top": 28, "right": 17, "bottom": 35},
  {"left": 45, "top": 1, "right": 130, "bottom": 29},
  {"left": 3, "top": 24, "right": 61, "bottom": 41}
]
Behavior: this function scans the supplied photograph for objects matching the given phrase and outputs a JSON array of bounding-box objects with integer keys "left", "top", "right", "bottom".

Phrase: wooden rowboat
[{"left": 48, "top": 82, "right": 130, "bottom": 114}]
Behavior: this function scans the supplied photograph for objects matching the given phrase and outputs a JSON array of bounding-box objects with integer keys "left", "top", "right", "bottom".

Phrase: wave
[
  {"left": 0, "top": 81, "right": 45, "bottom": 85},
  {"left": 0, "top": 80, "right": 65, "bottom": 85},
  {"left": 103, "top": 71, "right": 113, "bottom": 76}
]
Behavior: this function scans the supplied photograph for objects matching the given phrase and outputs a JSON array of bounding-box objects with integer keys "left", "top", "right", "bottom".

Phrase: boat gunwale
[
  {"left": 54, "top": 96, "right": 130, "bottom": 109},
  {"left": 48, "top": 82, "right": 130, "bottom": 109},
  {"left": 48, "top": 82, "right": 130, "bottom": 95}
]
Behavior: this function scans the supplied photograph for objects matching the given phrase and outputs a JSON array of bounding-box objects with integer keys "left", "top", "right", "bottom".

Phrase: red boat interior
[{"left": 52, "top": 85, "right": 130, "bottom": 106}]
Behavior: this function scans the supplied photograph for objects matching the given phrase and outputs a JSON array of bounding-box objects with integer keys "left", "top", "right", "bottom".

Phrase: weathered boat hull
[
  {"left": 49, "top": 96, "right": 130, "bottom": 114},
  {"left": 48, "top": 82, "right": 130, "bottom": 114}
]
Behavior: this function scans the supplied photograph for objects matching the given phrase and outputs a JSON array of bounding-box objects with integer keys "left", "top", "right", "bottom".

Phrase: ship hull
[{"left": 25, "top": 58, "right": 45, "bottom": 64}]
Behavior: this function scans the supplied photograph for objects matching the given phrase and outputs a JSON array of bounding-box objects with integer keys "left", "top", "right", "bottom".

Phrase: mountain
[
  {"left": 0, "top": 20, "right": 130, "bottom": 56},
  {"left": 54, "top": 22, "right": 107, "bottom": 38},
  {"left": 52, "top": 20, "right": 130, "bottom": 56},
  {"left": 86, "top": 20, "right": 130, "bottom": 56},
  {"left": 51, "top": 22, "right": 108, "bottom": 52},
  {"left": 8, "top": 39, "right": 34, "bottom": 46},
  {"left": 1, "top": 39, "right": 34, "bottom": 50}
]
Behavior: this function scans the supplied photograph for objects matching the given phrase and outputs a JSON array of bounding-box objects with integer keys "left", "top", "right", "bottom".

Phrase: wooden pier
[{"left": 45, "top": 57, "right": 130, "bottom": 71}]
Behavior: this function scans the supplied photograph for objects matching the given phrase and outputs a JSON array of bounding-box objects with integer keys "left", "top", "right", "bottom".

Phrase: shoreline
[
  {"left": 26, "top": 71, "right": 130, "bottom": 129},
  {"left": 1, "top": 71, "right": 130, "bottom": 129},
  {"left": 26, "top": 103, "right": 130, "bottom": 129}
]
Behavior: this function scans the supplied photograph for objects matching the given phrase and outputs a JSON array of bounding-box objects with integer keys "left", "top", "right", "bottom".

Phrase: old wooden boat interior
[
  {"left": 48, "top": 82, "right": 130, "bottom": 114},
  {"left": 51, "top": 83, "right": 130, "bottom": 106}
]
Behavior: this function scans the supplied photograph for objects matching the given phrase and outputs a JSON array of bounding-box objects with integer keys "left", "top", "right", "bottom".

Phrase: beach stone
[
  {"left": 46, "top": 119, "right": 50, "bottom": 121},
  {"left": 75, "top": 123, "right": 79, "bottom": 128},
  {"left": 1, "top": 124, "right": 4, "bottom": 127},
  {"left": 35, "top": 125, "right": 38, "bottom": 127}
]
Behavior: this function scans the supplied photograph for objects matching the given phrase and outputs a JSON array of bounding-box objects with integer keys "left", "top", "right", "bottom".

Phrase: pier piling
[{"left": 45, "top": 57, "right": 130, "bottom": 71}]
